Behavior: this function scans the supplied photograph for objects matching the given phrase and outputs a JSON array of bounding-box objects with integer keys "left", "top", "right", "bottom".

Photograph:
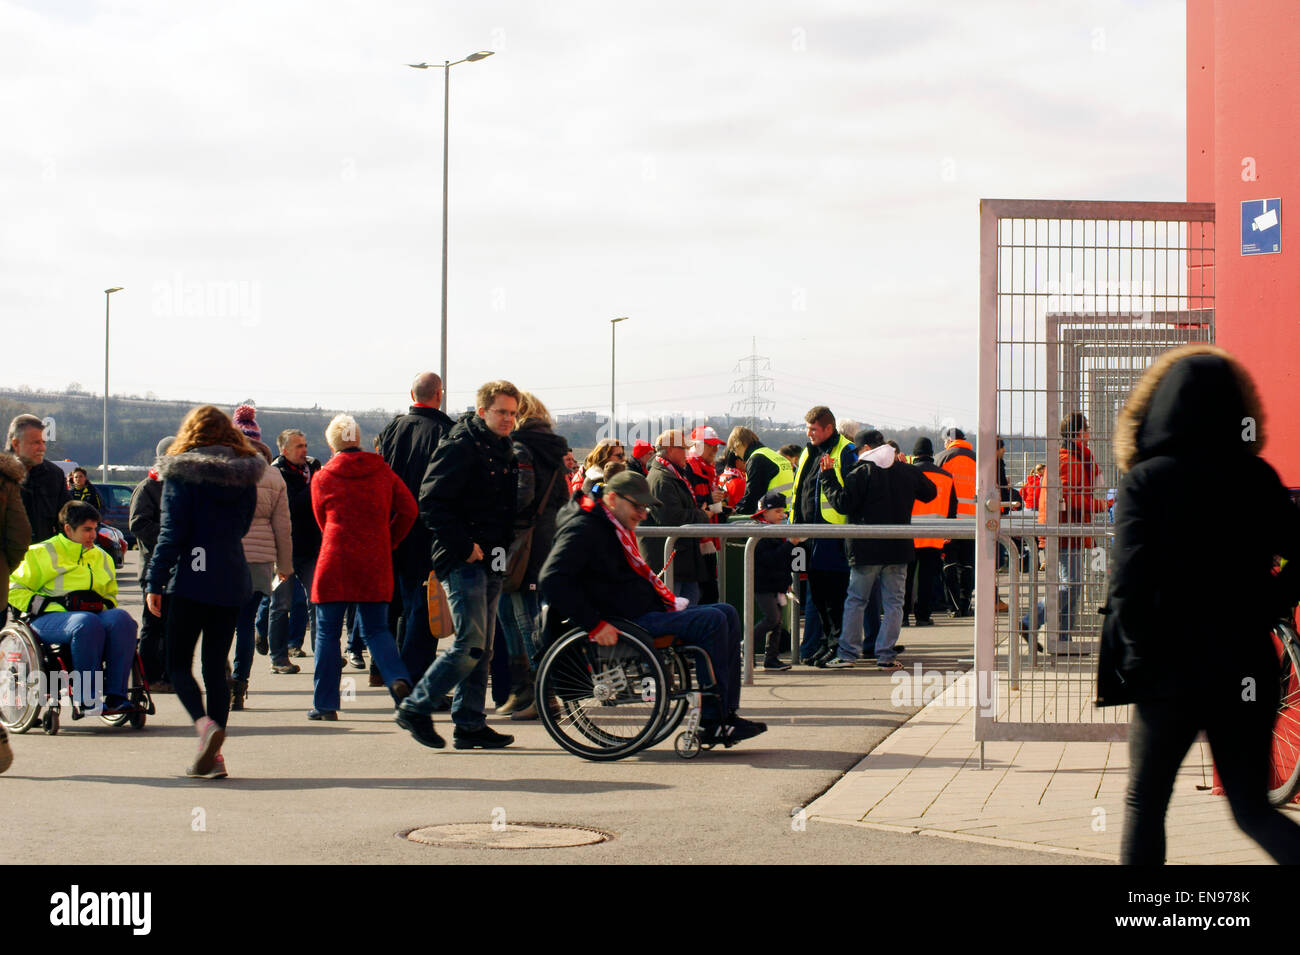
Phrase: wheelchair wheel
[
  {"left": 102, "top": 655, "right": 149, "bottom": 729},
  {"left": 536, "top": 628, "right": 669, "bottom": 761},
  {"left": 1268, "top": 621, "right": 1300, "bottom": 806},
  {"left": 649, "top": 647, "right": 691, "bottom": 747},
  {"left": 42, "top": 706, "right": 59, "bottom": 735},
  {"left": 0, "top": 623, "right": 43, "bottom": 734}
]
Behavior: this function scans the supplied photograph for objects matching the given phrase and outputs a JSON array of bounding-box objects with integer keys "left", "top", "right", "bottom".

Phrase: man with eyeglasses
[
  {"left": 396, "top": 380, "right": 521, "bottom": 751},
  {"left": 540, "top": 470, "right": 766, "bottom": 746}
]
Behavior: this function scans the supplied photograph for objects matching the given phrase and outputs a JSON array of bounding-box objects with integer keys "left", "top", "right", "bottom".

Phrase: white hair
[{"left": 325, "top": 414, "right": 361, "bottom": 451}]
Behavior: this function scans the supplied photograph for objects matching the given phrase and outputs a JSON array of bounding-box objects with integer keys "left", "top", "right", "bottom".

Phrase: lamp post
[
  {"left": 408, "top": 50, "right": 494, "bottom": 403},
  {"left": 103, "top": 287, "right": 123, "bottom": 483},
  {"left": 610, "top": 316, "right": 629, "bottom": 442}
]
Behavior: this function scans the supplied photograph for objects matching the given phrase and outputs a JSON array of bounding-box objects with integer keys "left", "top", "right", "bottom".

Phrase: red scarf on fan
[
  {"left": 580, "top": 494, "right": 676, "bottom": 611},
  {"left": 654, "top": 453, "right": 690, "bottom": 487}
]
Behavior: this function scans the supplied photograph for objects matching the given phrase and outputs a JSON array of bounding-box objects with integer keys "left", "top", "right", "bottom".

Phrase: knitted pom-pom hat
[{"left": 232, "top": 404, "right": 261, "bottom": 442}]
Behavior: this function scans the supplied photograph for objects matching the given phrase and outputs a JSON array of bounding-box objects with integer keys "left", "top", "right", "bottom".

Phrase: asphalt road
[{"left": 3, "top": 552, "right": 1091, "bottom": 865}]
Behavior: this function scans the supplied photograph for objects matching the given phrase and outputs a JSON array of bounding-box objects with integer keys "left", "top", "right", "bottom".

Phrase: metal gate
[{"left": 976, "top": 199, "right": 1215, "bottom": 741}]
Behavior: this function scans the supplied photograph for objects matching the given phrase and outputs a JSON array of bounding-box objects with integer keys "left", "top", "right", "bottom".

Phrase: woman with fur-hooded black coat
[
  {"left": 1099, "top": 344, "right": 1300, "bottom": 864},
  {"left": 146, "top": 406, "right": 264, "bottom": 780}
]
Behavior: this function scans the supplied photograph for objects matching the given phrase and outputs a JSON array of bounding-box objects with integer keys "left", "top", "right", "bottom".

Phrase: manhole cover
[{"left": 400, "top": 822, "right": 614, "bottom": 850}]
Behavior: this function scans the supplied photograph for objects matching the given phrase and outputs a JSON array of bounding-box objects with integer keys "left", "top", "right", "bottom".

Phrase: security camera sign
[{"left": 1241, "top": 198, "right": 1281, "bottom": 255}]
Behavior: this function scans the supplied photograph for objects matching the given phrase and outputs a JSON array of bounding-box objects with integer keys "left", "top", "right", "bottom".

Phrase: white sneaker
[{"left": 825, "top": 657, "right": 860, "bottom": 668}]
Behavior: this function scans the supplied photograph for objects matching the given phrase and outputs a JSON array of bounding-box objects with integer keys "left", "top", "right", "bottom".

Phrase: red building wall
[{"left": 1188, "top": 0, "right": 1300, "bottom": 486}]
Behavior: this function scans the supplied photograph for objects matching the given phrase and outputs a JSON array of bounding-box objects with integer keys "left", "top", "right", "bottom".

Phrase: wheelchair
[
  {"left": 0, "top": 611, "right": 154, "bottom": 736},
  {"left": 534, "top": 615, "right": 721, "bottom": 761}
]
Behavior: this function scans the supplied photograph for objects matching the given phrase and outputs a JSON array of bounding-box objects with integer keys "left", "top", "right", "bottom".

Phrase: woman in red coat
[{"left": 309, "top": 414, "right": 418, "bottom": 720}]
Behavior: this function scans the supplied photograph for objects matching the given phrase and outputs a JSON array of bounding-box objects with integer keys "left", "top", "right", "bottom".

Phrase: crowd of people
[
  {"left": 3, "top": 346, "right": 1300, "bottom": 868},
  {"left": 0, "top": 384, "right": 1104, "bottom": 774}
]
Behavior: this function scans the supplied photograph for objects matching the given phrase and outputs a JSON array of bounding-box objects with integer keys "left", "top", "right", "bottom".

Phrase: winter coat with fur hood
[
  {"left": 241, "top": 460, "right": 292, "bottom": 573},
  {"left": 1097, "top": 345, "right": 1300, "bottom": 706},
  {"left": 146, "top": 444, "right": 264, "bottom": 607},
  {"left": 0, "top": 452, "right": 33, "bottom": 612}
]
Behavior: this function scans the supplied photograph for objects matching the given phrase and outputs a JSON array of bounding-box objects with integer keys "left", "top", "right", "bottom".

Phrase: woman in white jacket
[{"left": 230, "top": 437, "right": 294, "bottom": 708}]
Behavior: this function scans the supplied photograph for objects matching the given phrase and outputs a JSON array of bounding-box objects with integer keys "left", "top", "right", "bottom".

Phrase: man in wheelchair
[
  {"left": 8, "top": 501, "right": 137, "bottom": 715},
  {"left": 539, "top": 471, "right": 765, "bottom": 746}
]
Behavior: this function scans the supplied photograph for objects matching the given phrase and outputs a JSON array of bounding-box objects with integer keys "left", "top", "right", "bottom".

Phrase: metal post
[
  {"left": 440, "top": 60, "right": 450, "bottom": 399},
  {"left": 742, "top": 537, "right": 757, "bottom": 686},
  {"left": 716, "top": 535, "right": 727, "bottom": 604},
  {"left": 102, "top": 292, "right": 110, "bottom": 483},
  {"left": 610, "top": 320, "right": 616, "bottom": 438},
  {"left": 662, "top": 534, "right": 676, "bottom": 593},
  {"left": 102, "top": 288, "right": 123, "bottom": 482}
]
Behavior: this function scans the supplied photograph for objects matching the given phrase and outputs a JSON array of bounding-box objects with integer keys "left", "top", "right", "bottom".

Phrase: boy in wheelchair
[
  {"left": 8, "top": 501, "right": 137, "bottom": 715},
  {"left": 539, "top": 471, "right": 766, "bottom": 746}
]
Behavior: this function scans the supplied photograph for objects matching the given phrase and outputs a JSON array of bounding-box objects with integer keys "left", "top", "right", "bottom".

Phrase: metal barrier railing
[{"left": 635, "top": 520, "right": 979, "bottom": 686}]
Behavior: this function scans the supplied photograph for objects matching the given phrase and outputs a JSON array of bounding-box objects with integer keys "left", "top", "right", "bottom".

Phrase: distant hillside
[
  {"left": 0, "top": 387, "right": 974, "bottom": 475},
  {"left": 0, "top": 389, "right": 403, "bottom": 468}
]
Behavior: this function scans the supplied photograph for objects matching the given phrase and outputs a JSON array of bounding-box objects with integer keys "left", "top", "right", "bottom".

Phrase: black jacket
[
  {"left": 271, "top": 455, "right": 322, "bottom": 570},
  {"left": 752, "top": 520, "right": 796, "bottom": 593},
  {"left": 20, "top": 460, "right": 71, "bottom": 543},
  {"left": 1098, "top": 350, "right": 1300, "bottom": 706},
  {"left": 419, "top": 411, "right": 518, "bottom": 579},
  {"left": 819, "top": 446, "right": 936, "bottom": 566},
  {"left": 378, "top": 405, "right": 455, "bottom": 578},
  {"left": 642, "top": 456, "right": 710, "bottom": 583},
  {"left": 736, "top": 443, "right": 780, "bottom": 515},
  {"left": 539, "top": 494, "right": 671, "bottom": 632},
  {"left": 511, "top": 421, "right": 571, "bottom": 586},
  {"left": 128, "top": 475, "right": 163, "bottom": 588}
]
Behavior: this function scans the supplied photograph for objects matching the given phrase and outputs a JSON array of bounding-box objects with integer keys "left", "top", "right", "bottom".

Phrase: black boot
[{"left": 230, "top": 679, "right": 247, "bottom": 711}]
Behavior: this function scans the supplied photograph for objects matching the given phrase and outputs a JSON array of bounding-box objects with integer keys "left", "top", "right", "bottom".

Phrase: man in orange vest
[
  {"left": 906, "top": 438, "right": 956, "bottom": 626},
  {"left": 935, "top": 428, "right": 976, "bottom": 616}
]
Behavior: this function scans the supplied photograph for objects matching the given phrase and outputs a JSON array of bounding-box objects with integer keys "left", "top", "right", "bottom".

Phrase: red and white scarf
[{"left": 580, "top": 494, "right": 676, "bottom": 611}]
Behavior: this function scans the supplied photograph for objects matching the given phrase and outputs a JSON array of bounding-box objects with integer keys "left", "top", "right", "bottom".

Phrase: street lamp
[
  {"left": 408, "top": 50, "right": 495, "bottom": 402},
  {"left": 103, "top": 287, "right": 123, "bottom": 483},
  {"left": 610, "top": 316, "right": 629, "bottom": 442}
]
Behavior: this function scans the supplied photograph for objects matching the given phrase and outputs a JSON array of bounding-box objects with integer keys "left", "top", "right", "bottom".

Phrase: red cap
[
  {"left": 690, "top": 425, "right": 725, "bottom": 446},
  {"left": 631, "top": 439, "right": 654, "bottom": 459}
]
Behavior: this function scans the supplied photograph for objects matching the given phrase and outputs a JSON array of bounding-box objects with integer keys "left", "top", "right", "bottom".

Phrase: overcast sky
[{"left": 1, "top": 0, "right": 1185, "bottom": 431}]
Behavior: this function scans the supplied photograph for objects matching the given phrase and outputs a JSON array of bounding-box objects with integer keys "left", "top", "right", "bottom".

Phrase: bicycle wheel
[
  {"left": 649, "top": 647, "right": 691, "bottom": 747},
  {"left": 1268, "top": 621, "right": 1300, "bottom": 806},
  {"left": 0, "top": 624, "right": 43, "bottom": 734},
  {"left": 536, "top": 629, "right": 668, "bottom": 761}
]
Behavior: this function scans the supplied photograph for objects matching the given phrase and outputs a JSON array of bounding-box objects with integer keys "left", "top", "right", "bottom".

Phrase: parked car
[
  {"left": 96, "top": 482, "right": 137, "bottom": 550},
  {"left": 96, "top": 523, "right": 127, "bottom": 569}
]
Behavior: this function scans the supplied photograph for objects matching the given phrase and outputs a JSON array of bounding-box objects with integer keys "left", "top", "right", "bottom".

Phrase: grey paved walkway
[{"left": 806, "top": 672, "right": 1292, "bottom": 863}]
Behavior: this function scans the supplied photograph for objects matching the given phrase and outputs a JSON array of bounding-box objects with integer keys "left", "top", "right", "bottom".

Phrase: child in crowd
[{"left": 751, "top": 491, "right": 802, "bottom": 671}]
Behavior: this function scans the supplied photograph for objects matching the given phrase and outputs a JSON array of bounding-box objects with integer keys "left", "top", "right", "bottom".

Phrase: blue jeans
[
  {"left": 634, "top": 602, "right": 741, "bottom": 721},
  {"left": 799, "top": 581, "right": 823, "bottom": 659},
  {"left": 293, "top": 560, "right": 317, "bottom": 650},
  {"left": 674, "top": 580, "right": 701, "bottom": 608},
  {"left": 344, "top": 604, "right": 361, "bottom": 654},
  {"left": 1020, "top": 549, "right": 1084, "bottom": 640},
  {"left": 401, "top": 563, "right": 502, "bottom": 730},
  {"left": 497, "top": 588, "right": 542, "bottom": 669},
  {"left": 397, "top": 570, "right": 437, "bottom": 682},
  {"left": 313, "top": 601, "right": 411, "bottom": 712},
  {"left": 862, "top": 574, "right": 882, "bottom": 651},
  {"left": 256, "top": 580, "right": 308, "bottom": 646},
  {"left": 30, "top": 608, "right": 137, "bottom": 707},
  {"left": 839, "top": 564, "right": 908, "bottom": 663},
  {"left": 234, "top": 579, "right": 292, "bottom": 678}
]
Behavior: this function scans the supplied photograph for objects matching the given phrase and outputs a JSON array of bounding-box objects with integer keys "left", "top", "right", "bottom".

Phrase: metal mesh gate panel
[{"left": 976, "top": 199, "right": 1215, "bottom": 741}]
